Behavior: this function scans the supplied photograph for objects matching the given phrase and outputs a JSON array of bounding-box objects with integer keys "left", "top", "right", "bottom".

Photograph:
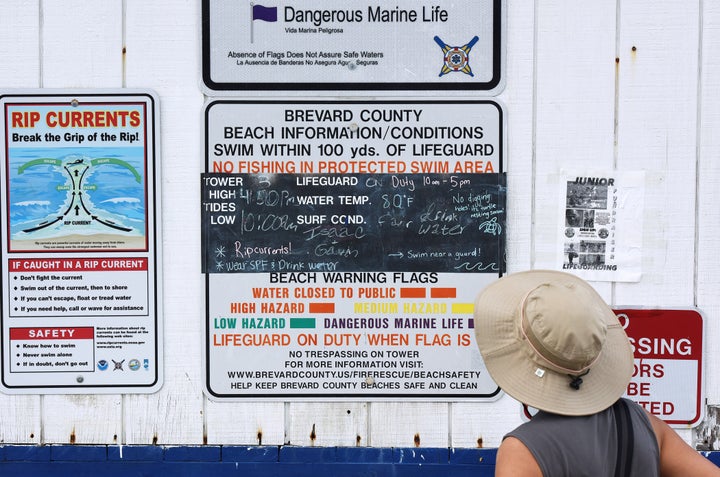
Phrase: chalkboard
[{"left": 201, "top": 173, "right": 506, "bottom": 273}]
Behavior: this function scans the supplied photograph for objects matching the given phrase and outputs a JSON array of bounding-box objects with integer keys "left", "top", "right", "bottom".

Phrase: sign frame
[
  {"left": 202, "top": 99, "right": 506, "bottom": 400},
  {"left": 0, "top": 90, "right": 163, "bottom": 394},
  {"left": 616, "top": 307, "right": 704, "bottom": 427},
  {"left": 201, "top": 0, "right": 505, "bottom": 94}
]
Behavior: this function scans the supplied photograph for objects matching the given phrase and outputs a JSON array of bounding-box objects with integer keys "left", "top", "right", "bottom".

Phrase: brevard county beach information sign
[{"left": 201, "top": 100, "right": 506, "bottom": 400}]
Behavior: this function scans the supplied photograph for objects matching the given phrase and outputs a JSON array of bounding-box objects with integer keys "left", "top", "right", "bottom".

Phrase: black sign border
[
  {"left": 201, "top": 0, "right": 503, "bottom": 93},
  {"left": 203, "top": 99, "right": 505, "bottom": 400}
]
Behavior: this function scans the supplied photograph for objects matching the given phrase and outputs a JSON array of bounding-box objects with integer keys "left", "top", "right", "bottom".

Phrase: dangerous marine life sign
[{"left": 202, "top": 0, "right": 504, "bottom": 93}]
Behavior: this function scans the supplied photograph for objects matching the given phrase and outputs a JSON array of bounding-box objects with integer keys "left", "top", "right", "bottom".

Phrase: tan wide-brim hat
[{"left": 474, "top": 270, "right": 634, "bottom": 416}]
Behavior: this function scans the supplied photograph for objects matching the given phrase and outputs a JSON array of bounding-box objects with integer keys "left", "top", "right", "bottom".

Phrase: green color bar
[{"left": 290, "top": 318, "right": 316, "bottom": 329}]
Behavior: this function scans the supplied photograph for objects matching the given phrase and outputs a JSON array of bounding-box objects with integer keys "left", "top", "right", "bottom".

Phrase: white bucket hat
[{"left": 474, "top": 270, "right": 634, "bottom": 416}]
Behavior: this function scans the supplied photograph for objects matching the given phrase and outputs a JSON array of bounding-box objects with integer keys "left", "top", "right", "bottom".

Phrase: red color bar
[
  {"left": 10, "top": 327, "right": 94, "bottom": 340},
  {"left": 431, "top": 288, "right": 457, "bottom": 298},
  {"left": 400, "top": 288, "right": 426, "bottom": 298},
  {"left": 309, "top": 303, "right": 335, "bottom": 313}
]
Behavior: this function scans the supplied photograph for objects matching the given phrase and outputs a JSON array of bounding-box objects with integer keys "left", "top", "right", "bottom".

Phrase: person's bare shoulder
[
  {"left": 645, "top": 411, "right": 720, "bottom": 477},
  {"left": 495, "top": 436, "right": 543, "bottom": 477}
]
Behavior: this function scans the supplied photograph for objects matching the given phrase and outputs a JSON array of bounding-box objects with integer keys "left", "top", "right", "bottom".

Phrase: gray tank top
[{"left": 506, "top": 399, "right": 660, "bottom": 476}]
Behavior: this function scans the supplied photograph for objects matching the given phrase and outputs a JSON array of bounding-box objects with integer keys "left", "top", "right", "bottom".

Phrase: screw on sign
[{"left": 617, "top": 308, "right": 704, "bottom": 426}]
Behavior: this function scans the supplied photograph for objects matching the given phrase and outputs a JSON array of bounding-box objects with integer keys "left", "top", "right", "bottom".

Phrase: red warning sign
[
  {"left": 618, "top": 308, "right": 704, "bottom": 426},
  {"left": 523, "top": 308, "right": 704, "bottom": 427}
]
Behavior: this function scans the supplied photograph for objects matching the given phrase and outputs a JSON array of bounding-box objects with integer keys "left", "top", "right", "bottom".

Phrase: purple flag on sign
[{"left": 252, "top": 4, "right": 277, "bottom": 22}]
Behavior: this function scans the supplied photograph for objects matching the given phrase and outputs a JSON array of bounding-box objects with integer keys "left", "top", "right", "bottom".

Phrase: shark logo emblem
[{"left": 434, "top": 36, "right": 479, "bottom": 77}]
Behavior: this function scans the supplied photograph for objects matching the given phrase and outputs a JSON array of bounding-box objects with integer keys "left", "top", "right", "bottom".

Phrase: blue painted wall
[
  {"left": 0, "top": 445, "right": 718, "bottom": 476},
  {"left": 0, "top": 445, "right": 494, "bottom": 476}
]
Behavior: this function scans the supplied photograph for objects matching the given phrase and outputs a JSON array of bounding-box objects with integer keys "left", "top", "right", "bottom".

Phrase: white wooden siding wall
[
  {"left": 0, "top": 0, "right": 718, "bottom": 448},
  {"left": 696, "top": 0, "right": 720, "bottom": 450}
]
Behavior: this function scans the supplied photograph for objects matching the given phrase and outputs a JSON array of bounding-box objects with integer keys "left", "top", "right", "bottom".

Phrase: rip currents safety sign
[{"left": 0, "top": 90, "right": 163, "bottom": 394}]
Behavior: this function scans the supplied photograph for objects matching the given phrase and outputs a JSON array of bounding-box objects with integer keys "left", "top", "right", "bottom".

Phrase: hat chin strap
[{"left": 568, "top": 369, "right": 590, "bottom": 390}]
